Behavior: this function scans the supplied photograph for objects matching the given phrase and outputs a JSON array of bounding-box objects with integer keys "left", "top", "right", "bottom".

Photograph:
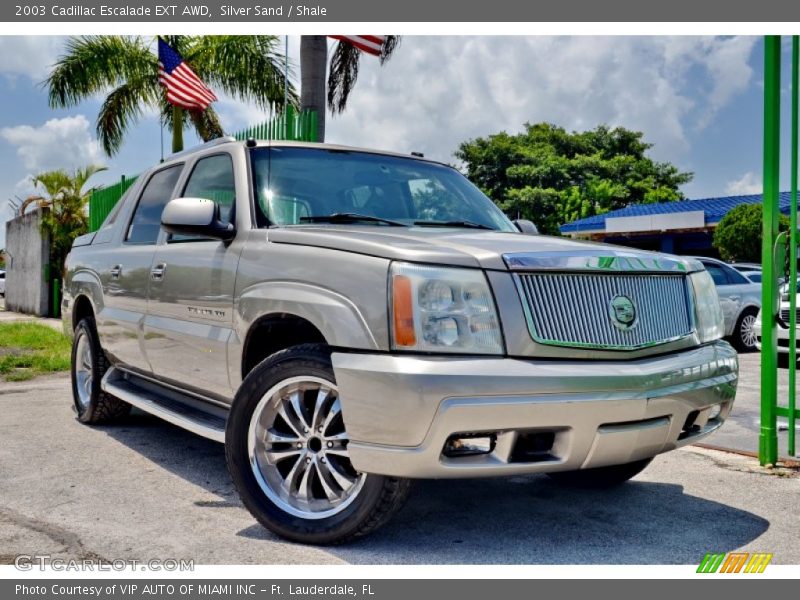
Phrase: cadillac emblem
[{"left": 609, "top": 295, "right": 637, "bottom": 330}]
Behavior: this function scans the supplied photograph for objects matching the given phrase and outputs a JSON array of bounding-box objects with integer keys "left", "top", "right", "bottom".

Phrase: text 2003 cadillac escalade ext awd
[{"left": 63, "top": 138, "right": 738, "bottom": 544}]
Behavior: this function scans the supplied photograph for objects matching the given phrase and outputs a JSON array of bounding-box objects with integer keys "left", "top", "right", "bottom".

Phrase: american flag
[
  {"left": 329, "top": 36, "right": 386, "bottom": 57},
  {"left": 157, "top": 38, "right": 217, "bottom": 111}
]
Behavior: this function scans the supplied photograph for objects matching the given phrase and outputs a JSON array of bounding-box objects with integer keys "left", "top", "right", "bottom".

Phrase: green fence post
[
  {"left": 286, "top": 105, "right": 296, "bottom": 140},
  {"left": 311, "top": 111, "right": 319, "bottom": 142},
  {"left": 790, "top": 36, "right": 799, "bottom": 456},
  {"left": 761, "top": 35, "right": 781, "bottom": 466}
]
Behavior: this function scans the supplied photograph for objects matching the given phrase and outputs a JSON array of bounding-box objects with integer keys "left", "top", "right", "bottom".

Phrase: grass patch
[{"left": 0, "top": 322, "right": 71, "bottom": 382}]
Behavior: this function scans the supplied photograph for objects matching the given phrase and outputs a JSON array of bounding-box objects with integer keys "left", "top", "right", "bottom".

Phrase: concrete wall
[{"left": 4, "top": 209, "right": 50, "bottom": 316}]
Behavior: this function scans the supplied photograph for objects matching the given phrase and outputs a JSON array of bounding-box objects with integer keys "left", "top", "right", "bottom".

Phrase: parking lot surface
[
  {"left": 1, "top": 370, "right": 799, "bottom": 565},
  {"left": 707, "top": 351, "right": 799, "bottom": 460}
]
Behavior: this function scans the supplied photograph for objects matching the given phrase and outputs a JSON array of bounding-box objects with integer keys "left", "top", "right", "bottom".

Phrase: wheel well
[
  {"left": 242, "top": 314, "right": 327, "bottom": 378},
  {"left": 72, "top": 295, "right": 95, "bottom": 331},
  {"left": 734, "top": 305, "right": 760, "bottom": 329}
]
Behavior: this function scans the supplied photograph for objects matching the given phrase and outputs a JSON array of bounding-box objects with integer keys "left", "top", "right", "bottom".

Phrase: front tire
[
  {"left": 226, "top": 344, "right": 411, "bottom": 545},
  {"left": 733, "top": 308, "right": 759, "bottom": 352},
  {"left": 547, "top": 458, "right": 653, "bottom": 489},
  {"left": 71, "top": 318, "right": 131, "bottom": 424}
]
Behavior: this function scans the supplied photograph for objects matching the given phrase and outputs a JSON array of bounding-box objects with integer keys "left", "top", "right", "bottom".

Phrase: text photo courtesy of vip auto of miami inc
[{"left": 0, "top": 27, "right": 797, "bottom": 580}]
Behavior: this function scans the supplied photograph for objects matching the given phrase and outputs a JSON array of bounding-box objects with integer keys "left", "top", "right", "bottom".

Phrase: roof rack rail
[{"left": 168, "top": 136, "right": 237, "bottom": 160}]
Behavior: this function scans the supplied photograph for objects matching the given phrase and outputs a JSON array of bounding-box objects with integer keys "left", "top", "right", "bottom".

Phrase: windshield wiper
[
  {"left": 413, "top": 219, "right": 495, "bottom": 230},
  {"left": 299, "top": 213, "right": 407, "bottom": 227}
]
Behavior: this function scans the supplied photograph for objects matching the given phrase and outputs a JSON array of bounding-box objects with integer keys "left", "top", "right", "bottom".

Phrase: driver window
[{"left": 183, "top": 154, "right": 236, "bottom": 223}]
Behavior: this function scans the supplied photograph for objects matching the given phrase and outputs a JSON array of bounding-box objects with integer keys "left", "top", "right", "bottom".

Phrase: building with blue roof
[{"left": 559, "top": 192, "right": 793, "bottom": 256}]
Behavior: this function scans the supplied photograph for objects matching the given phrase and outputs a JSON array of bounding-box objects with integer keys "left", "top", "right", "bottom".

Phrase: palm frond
[
  {"left": 188, "top": 107, "right": 225, "bottom": 141},
  {"left": 31, "top": 170, "right": 70, "bottom": 198},
  {"left": 188, "top": 35, "right": 298, "bottom": 111},
  {"left": 47, "top": 34, "right": 295, "bottom": 155},
  {"left": 96, "top": 77, "right": 158, "bottom": 155},
  {"left": 19, "top": 195, "right": 50, "bottom": 215},
  {"left": 380, "top": 36, "right": 401, "bottom": 64},
  {"left": 72, "top": 165, "right": 108, "bottom": 195},
  {"left": 327, "top": 41, "right": 361, "bottom": 114},
  {"left": 45, "top": 36, "right": 155, "bottom": 108},
  {"left": 328, "top": 36, "right": 400, "bottom": 114}
]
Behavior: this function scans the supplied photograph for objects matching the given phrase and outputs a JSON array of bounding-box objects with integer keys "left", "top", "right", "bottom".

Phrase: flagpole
[
  {"left": 284, "top": 35, "right": 289, "bottom": 111},
  {"left": 157, "top": 35, "right": 164, "bottom": 163},
  {"left": 159, "top": 112, "right": 165, "bottom": 163}
]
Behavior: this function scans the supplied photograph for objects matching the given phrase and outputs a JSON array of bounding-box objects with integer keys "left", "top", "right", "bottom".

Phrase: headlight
[
  {"left": 689, "top": 270, "right": 725, "bottom": 343},
  {"left": 390, "top": 262, "right": 504, "bottom": 354}
]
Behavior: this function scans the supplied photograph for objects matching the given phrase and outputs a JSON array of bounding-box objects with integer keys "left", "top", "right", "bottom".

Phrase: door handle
[
  {"left": 150, "top": 263, "right": 167, "bottom": 281},
  {"left": 110, "top": 265, "right": 122, "bottom": 280}
]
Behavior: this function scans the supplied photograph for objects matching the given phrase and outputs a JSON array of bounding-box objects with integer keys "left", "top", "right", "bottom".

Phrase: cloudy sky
[{"left": 0, "top": 35, "right": 786, "bottom": 248}]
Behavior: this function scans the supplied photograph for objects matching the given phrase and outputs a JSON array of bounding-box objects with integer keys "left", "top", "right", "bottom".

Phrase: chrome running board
[{"left": 101, "top": 367, "right": 227, "bottom": 443}]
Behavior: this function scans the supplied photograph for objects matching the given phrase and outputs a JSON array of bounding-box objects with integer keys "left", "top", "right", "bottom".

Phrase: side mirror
[
  {"left": 161, "top": 197, "right": 234, "bottom": 241},
  {"left": 513, "top": 219, "right": 539, "bottom": 235}
]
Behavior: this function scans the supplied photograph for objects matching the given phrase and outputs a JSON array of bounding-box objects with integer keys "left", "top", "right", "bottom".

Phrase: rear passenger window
[
  {"left": 100, "top": 185, "right": 133, "bottom": 230},
  {"left": 182, "top": 154, "right": 236, "bottom": 224},
  {"left": 126, "top": 165, "right": 183, "bottom": 244},
  {"left": 704, "top": 264, "right": 729, "bottom": 286},
  {"left": 724, "top": 266, "right": 750, "bottom": 285}
]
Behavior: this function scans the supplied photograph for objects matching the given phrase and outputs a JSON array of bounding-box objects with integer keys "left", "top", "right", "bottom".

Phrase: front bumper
[{"left": 332, "top": 341, "right": 738, "bottom": 478}]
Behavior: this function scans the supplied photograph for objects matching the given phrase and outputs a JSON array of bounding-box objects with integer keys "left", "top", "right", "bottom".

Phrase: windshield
[{"left": 251, "top": 147, "right": 516, "bottom": 232}]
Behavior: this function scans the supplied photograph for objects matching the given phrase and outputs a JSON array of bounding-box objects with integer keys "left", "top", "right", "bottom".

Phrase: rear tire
[
  {"left": 547, "top": 458, "right": 653, "bottom": 489},
  {"left": 732, "top": 308, "right": 759, "bottom": 352},
  {"left": 226, "top": 344, "right": 411, "bottom": 545},
  {"left": 71, "top": 318, "right": 131, "bottom": 424}
]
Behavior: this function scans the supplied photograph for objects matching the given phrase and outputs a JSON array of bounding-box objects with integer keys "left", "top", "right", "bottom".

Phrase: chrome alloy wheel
[
  {"left": 74, "top": 331, "right": 93, "bottom": 409},
  {"left": 741, "top": 313, "right": 758, "bottom": 349},
  {"left": 247, "top": 376, "right": 366, "bottom": 519}
]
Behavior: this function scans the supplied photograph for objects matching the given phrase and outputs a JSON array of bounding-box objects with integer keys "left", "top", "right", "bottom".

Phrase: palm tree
[
  {"left": 300, "top": 35, "right": 400, "bottom": 142},
  {"left": 21, "top": 165, "right": 107, "bottom": 275},
  {"left": 46, "top": 36, "right": 296, "bottom": 156}
]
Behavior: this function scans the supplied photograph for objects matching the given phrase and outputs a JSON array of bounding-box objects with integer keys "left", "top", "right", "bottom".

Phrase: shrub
[{"left": 713, "top": 203, "right": 790, "bottom": 263}]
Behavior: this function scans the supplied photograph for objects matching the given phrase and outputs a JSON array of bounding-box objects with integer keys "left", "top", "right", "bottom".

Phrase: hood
[{"left": 267, "top": 225, "right": 700, "bottom": 271}]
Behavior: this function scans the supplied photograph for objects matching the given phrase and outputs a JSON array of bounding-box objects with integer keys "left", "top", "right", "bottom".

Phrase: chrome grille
[
  {"left": 515, "top": 273, "right": 692, "bottom": 349},
  {"left": 781, "top": 308, "right": 800, "bottom": 322}
]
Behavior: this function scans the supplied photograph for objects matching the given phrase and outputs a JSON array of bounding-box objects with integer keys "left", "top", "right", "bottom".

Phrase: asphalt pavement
[
  {"left": 1, "top": 371, "right": 798, "bottom": 565},
  {"left": 709, "top": 351, "right": 799, "bottom": 460}
]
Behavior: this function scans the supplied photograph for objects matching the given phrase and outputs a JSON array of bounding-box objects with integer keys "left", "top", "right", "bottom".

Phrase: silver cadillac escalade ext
[{"left": 63, "top": 138, "right": 738, "bottom": 544}]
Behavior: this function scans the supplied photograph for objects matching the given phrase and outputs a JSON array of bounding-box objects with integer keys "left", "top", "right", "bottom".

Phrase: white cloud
[
  {"left": 725, "top": 171, "right": 762, "bottom": 195},
  {"left": 0, "top": 36, "right": 64, "bottom": 81},
  {"left": 660, "top": 36, "right": 757, "bottom": 129},
  {"left": 309, "top": 36, "right": 757, "bottom": 167},
  {"left": 1, "top": 115, "right": 103, "bottom": 172},
  {"left": 215, "top": 99, "right": 272, "bottom": 133}
]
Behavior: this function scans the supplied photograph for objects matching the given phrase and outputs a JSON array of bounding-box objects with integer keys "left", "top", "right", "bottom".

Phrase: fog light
[
  {"left": 443, "top": 434, "right": 496, "bottom": 457},
  {"left": 707, "top": 403, "right": 723, "bottom": 420}
]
